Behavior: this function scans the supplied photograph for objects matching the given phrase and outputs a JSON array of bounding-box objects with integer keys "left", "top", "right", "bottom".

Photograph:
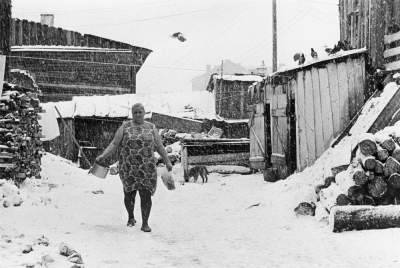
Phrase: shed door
[
  {"left": 249, "top": 103, "right": 265, "bottom": 169},
  {"left": 271, "top": 85, "right": 288, "bottom": 166}
]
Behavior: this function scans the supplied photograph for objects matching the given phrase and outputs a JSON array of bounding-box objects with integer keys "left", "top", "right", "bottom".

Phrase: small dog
[{"left": 186, "top": 166, "right": 209, "bottom": 183}]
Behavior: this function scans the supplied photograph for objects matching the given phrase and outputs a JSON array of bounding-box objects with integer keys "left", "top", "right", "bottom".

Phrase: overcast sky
[{"left": 12, "top": 0, "right": 339, "bottom": 93}]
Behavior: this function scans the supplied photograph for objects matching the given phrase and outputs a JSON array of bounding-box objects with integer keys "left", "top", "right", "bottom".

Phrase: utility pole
[{"left": 272, "top": 0, "right": 277, "bottom": 72}]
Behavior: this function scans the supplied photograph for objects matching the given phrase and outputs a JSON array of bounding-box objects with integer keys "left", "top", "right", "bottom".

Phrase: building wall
[
  {"left": 0, "top": 0, "right": 11, "bottom": 77},
  {"left": 7, "top": 18, "right": 152, "bottom": 102},
  {"left": 338, "top": 0, "right": 400, "bottom": 68},
  {"left": 9, "top": 48, "right": 139, "bottom": 101},
  {"left": 210, "top": 79, "right": 256, "bottom": 119},
  {"left": 262, "top": 52, "right": 367, "bottom": 178}
]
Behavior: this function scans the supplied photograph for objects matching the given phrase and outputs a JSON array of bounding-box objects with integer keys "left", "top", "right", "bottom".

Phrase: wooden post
[
  {"left": 0, "top": 0, "right": 11, "bottom": 79},
  {"left": 0, "top": 55, "right": 5, "bottom": 95},
  {"left": 181, "top": 145, "right": 189, "bottom": 182},
  {"left": 272, "top": 0, "right": 277, "bottom": 72}
]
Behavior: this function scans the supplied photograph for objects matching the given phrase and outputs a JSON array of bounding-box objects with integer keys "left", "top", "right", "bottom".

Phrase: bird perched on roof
[
  {"left": 293, "top": 52, "right": 306, "bottom": 65},
  {"left": 311, "top": 48, "right": 318, "bottom": 59},
  {"left": 171, "top": 32, "right": 186, "bottom": 42}
]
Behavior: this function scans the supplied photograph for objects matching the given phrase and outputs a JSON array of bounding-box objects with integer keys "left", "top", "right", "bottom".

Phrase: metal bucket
[{"left": 89, "top": 162, "right": 109, "bottom": 179}]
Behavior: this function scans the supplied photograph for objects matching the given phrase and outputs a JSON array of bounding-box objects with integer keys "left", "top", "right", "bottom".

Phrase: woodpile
[
  {"left": 0, "top": 83, "right": 44, "bottom": 183},
  {"left": 315, "top": 132, "right": 400, "bottom": 210}
]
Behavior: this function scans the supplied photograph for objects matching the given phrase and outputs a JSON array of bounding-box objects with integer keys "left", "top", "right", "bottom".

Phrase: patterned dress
[{"left": 118, "top": 121, "right": 158, "bottom": 195}]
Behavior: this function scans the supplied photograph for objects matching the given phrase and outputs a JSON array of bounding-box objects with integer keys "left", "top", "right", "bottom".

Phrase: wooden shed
[
  {"left": 206, "top": 74, "right": 263, "bottom": 119},
  {"left": 249, "top": 49, "right": 369, "bottom": 180},
  {"left": 339, "top": 0, "right": 400, "bottom": 69}
]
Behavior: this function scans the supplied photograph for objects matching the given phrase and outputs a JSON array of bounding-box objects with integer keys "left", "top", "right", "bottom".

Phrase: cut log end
[
  {"left": 388, "top": 173, "right": 400, "bottom": 189},
  {"left": 368, "top": 177, "right": 388, "bottom": 198},
  {"left": 359, "top": 139, "right": 377, "bottom": 156}
]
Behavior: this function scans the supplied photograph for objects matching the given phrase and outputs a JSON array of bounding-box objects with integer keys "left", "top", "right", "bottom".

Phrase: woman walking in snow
[{"left": 96, "top": 103, "right": 173, "bottom": 232}]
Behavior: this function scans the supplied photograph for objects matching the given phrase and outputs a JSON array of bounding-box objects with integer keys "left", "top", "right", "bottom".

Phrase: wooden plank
[
  {"left": 0, "top": 163, "right": 16, "bottom": 168},
  {"left": 365, "top": 0, "right": 370, "bottom": 49},
  {"left": 271, "top": 90, "right": 278, "bottom": 156},
  {"left": 327, "top": 63, "right": 340, "bottom": 137},
  {"left": 188, "top": 153, "right": 250, "bottom": 165},
  {"left": 339, "top": 0, "right": 343, "bottom": 41},
  {"left": 384, "top": 46, "right": 400, "bottom": 58},
  {"left": 291, "top": 78, "right": 301, "bottom": 171},
  {"left": 274, "top": 86, "right": 285, "bottom": 155},
  {"left": 311, "top": 67, "right": 324, "bottom": 159},
  {"left": 318, "top": 67, "right": 334, "bottom": 149},
  {"left": 271, "top": 154, "right": 286, "bottom": 165},
  {"left": 384, "top": 31, "right": 400, "bottom": 44},
  {"left": 337, "top": 62, "right": 350, "bottom": 130},
  {"left": 271, "top": 108, "right": 286, "bottom": 117},
  {"left": 354, "top": 58, "right": 365, "bottom": 112},
  {"left": 356, "top": 0, "right": 361, "bottom": 48},
  {"left": 369, "top": 87, "right": 400, "bottom": 133},
  {"left": 277, "top": 92, "right": 287, "bottom": 156},
  {"left": 304, "top": 70, "right": 316, "bottom": 165},
  {"left": 385, "top": 60, "right": 400, "bottom": 71},
  {"left": 296, "top": 71, "right": 308, "bottom": 170},
  {"left": 182, "top": 146, "right": 188, "bottom": 178},
  {"left": 0, "top": 56, "right": 5, "bottom": 96},
  {"left": 346, "top": 58, "right": 357, "bottom": 118}
]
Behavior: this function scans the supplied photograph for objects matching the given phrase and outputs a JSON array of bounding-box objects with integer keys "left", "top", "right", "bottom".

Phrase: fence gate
[
  {"left": 270, "top": 85, "right": 289, "bottom": 177},
  {"left": 249, "top": 103, "right": 265, "bottom": 169}
]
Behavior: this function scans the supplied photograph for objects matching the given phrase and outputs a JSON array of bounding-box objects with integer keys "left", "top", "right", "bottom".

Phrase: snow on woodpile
[
  {"left": 350, "top": 82, "right": 400, "bottom": 134},
  {"left": 40, "top": 91, "right": 216, "bottom": 120}
]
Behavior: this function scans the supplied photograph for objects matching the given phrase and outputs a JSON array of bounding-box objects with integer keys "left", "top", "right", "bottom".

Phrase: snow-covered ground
[{"left": 2, "top": 153, "right": 400, "bottom": 268}]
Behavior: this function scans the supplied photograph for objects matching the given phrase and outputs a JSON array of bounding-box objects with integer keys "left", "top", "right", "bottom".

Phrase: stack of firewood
[
  {"left": 0, "top": 83, "right": 44, "bottom": 183},
  {"left": 317, "top": 130, "right": 400, "bottom": 209}
]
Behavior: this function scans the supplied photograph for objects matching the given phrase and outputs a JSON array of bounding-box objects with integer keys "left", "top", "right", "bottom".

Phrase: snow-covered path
[{"left": 2, "top": 154, "right": 400, "bottom": 268}]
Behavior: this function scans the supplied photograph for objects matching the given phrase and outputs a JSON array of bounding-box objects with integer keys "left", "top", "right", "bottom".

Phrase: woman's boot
[
  {"left": 140, "top": 190, "right": 152, "bottom": 232},
  {"left": 124, "top": 190, "right": 137, "bottom": 227}
]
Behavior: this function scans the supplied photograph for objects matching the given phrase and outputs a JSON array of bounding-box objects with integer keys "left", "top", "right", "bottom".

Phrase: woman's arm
[
  {"left": 153, "top": 127, "right": 173, "bottom": 171},
  {"left": 96, "top": 125, "right": 124, "bottom": 163}
]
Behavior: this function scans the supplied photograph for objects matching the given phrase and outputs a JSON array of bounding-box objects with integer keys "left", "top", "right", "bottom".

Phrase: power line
[
  {"left": 12, "top": 0, "right": 177, "bottom": 15},
  {"left": 69, "top": 6, "right": 225, "bottom": 28}
]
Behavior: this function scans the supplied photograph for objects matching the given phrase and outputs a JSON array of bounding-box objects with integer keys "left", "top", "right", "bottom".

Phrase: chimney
[{"left": 40, "top": 14, "right": 54, "bottom": 27}]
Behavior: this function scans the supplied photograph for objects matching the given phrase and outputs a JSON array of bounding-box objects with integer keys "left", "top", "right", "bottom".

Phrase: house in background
[
  {"left": 7, "top": 15, "right": 152, "bottom": 102},
  {"left": 249, "top": 61, "right": 272, "bottom": 76},
  {"left": 191, "top": 60, "right": 249, "bottom": 91}
]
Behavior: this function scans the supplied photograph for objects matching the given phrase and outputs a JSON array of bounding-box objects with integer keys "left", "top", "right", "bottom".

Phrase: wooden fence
[{"left": 293, "top": 57, "right": 365, "bottom": 171}]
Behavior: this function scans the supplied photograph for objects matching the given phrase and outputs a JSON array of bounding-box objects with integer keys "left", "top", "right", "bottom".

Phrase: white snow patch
[{"left": 350, "top": 82, "right": 400, "bottom": 135}]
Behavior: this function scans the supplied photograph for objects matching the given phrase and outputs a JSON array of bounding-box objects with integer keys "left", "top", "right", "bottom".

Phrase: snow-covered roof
[
  {"left": 40, "top": 91, "right": 217, "bottom": 120},
  {"left": 271, "top": 48, "right": 368, "bottom": 76},
  {"left": 11, "top": 46, "right": 132, "bottom": 53},
  {"left": 212, "top": 74, "right": 263, "bottom": 82}
]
